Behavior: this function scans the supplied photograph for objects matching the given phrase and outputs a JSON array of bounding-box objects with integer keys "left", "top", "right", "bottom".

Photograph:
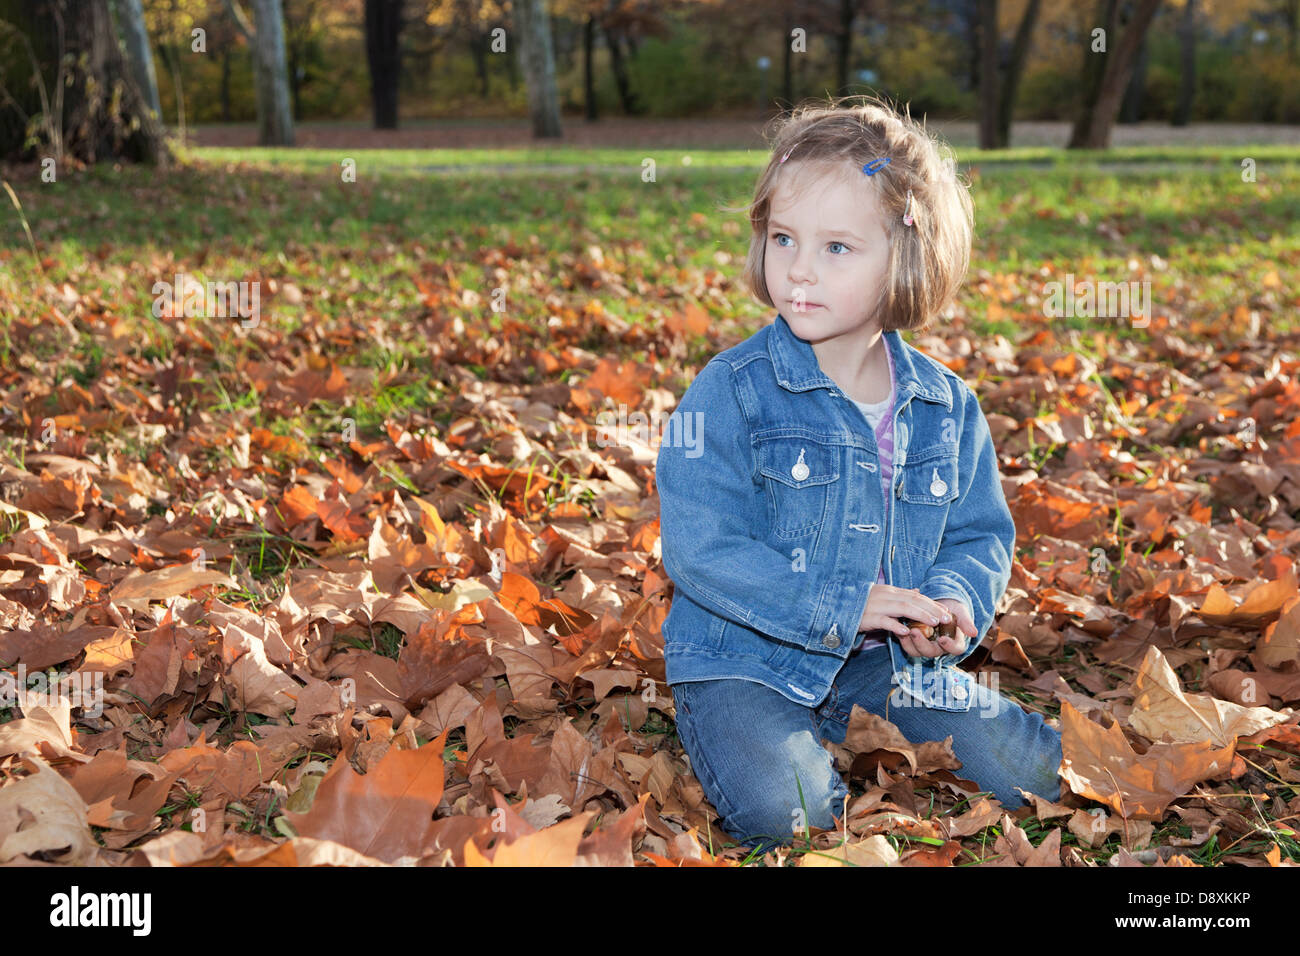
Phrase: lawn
[{"left": 1, "top": 143, "right": 1299, "bottom": 867}]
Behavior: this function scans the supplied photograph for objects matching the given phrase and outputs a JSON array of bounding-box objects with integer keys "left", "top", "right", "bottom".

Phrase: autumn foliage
[{"left": 2, "top": 252, "right": 1300, "bottom": 867}]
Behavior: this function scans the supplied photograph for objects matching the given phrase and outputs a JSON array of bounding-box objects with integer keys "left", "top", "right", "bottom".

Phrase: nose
[{"left": 787, "top": 247, "right": 816, "bottom": 286}]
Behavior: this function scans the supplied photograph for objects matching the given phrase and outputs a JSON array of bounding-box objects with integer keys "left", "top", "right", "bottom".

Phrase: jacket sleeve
[
  {"left": 918, "top": 381, "right": 1016, "bottom": 666},
  {"left": 655, "top": 359, "right": 869, "bottom": 649}
]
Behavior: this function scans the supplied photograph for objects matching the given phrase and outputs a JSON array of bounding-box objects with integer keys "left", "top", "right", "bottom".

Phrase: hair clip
[
  {"left": 862, "top": 157, "right": 892, "bottom": 175},
  {"left": 778, "top": 140, "right": 805, "bottom": 164},
  {"left": 902, "top": 189, "right": 915, "bottom": 227}
]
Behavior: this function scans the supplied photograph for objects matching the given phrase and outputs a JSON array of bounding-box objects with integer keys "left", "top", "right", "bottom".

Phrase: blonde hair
[{"left": 729, "top": 93, "right": 973, "bottom": 333}]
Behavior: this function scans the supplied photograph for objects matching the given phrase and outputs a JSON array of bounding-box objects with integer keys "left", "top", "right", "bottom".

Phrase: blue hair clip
[{"left": 862, "top": 157, "right": 892, "bottom": 175}]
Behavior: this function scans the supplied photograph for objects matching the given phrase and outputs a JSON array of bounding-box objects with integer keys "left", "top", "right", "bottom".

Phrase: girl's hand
[
  {"left": 898, "top": 598, "right": 976, "bottom": 658},
  {"left": 858, "top": 585, "right": 954, "bottom": 647}
]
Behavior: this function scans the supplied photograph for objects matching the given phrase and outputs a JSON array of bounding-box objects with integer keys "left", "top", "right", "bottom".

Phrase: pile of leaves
[{"left": 3, "top": 240, "right": 1300, "bottom": 867}]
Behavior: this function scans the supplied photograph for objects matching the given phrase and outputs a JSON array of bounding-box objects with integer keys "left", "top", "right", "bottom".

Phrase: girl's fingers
[
  {"left": 952, "top": 608, "right": 976, "bottom": 637},
  {"left": 905, "top": 628, "right": 943, "bottom": 656},
  {"left": 936, "top": 632, "right": 965, "bottom": 653}
]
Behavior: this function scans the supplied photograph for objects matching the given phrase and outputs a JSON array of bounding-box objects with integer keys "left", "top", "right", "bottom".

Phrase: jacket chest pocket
[
  {"left": 755, "top": 436, "right": 840, "bottom": 539},
  {"left": 897, "top": 447, "right": 959, "bottom": 557}
]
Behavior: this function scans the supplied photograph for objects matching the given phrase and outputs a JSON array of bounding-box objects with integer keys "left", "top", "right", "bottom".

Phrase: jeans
[{"left": 669, "top": 640, "right": 1063, "bottom": 853}]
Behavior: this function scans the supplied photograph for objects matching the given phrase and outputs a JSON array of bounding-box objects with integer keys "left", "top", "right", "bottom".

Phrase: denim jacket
[{"left": 655, "top": 312, "right": 1016, "bottom": 712}]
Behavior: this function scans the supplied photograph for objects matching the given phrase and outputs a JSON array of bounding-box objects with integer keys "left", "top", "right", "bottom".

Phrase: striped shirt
[{"left": 849, "top": 341, "right": 896, "bottom": 651}]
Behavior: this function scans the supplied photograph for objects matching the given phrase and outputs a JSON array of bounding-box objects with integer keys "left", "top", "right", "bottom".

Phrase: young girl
[{"left": 655, "top": 95, "right": 1064, "bottom": 853}]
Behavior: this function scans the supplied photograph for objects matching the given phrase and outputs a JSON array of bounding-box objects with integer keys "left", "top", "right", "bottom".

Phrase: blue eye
[{"left": 770, "top": 232, "right": 851, "bottom": 255}]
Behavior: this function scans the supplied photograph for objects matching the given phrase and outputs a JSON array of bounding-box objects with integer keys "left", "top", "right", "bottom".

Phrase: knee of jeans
[
  {"left": 729, "top": 735, "right": 846, "bottom": 845},
  {"left": 1015, "top": 733, "right": 1065, "bottom": 805}
]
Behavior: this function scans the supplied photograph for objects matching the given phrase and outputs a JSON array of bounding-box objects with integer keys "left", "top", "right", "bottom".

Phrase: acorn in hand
[{"left": 899, "top": 617, "right": 960, "bottom": 642}]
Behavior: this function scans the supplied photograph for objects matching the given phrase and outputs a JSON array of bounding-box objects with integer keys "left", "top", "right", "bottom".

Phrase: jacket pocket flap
[
  {"left": 899, "top": 452, "right": 958, "bottom": 504},
  {"left": 756, "top": 437, "right": 839, "bottom": 488}
]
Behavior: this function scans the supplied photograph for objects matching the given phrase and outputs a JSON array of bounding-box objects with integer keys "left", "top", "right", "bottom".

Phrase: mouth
[{"left": 788, "top": 302, "right": 823, "bottom": 311}]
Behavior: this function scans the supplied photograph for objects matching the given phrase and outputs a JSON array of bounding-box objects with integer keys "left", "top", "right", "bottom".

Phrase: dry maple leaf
[
  {"left": 109, "top": 564, "right": 238, "bottom": 611},
  {"left": 799, "top": 834, "right": 899, "bottom": 867},
  {"left": 1128, "top": 644, "right": 1293, "bottom": 747},
  {"left": 1195, "top": 574, "right": 1298, "bottom": 627},
  {"left": 0, "top": 755, "right": 100, "bottom": 865},
  {"left": 463, "top": 811, "right": 595, "bottom": 866},
  {"left": 280, "top": 729, "right": 450, "bottom": 863},
  {"left": 0, "top": 700, "right": 85, "bottom": 762},
  {"left": 992, "top": 812, "right": 1062, "bottom": 866},
  {"left": 1059, "top": 700, "right": 1232, "bottom": 820}
]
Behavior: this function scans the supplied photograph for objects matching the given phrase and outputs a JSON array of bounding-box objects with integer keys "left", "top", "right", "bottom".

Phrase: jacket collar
[{"left": 768, "top": 312, "right": 954, "bottom": 411}]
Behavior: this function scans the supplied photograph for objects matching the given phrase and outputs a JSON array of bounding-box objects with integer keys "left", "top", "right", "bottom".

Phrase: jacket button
[{"left": 823, "top": 632, "right": 841, "bottom": 649}]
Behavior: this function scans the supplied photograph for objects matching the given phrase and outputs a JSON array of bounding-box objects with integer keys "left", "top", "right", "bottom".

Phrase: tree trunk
[
  {"left": 224, "top": 0, "right": 294, "bottom": 145},
  {"left": 977, "top": 0, "right": 999, "bottom": 148},
  {"left": 364, "top": 0, "right": 402, "bottom": 129},
  {"left": 1286, "top": 0, "right": 1298, "bottom": 63},
  {"left": 965, "top": 0, "right": 980, "bottom": 91},
  {"left": 111, "top": 0, "right": 161, "bottom": 118},
  {"left": 256, "top": 0, "right": 294, "bottom": 144},
  {"left": 603, "top": 25, "right": 637, "bottom": 115},
  {"left": 583, "top": 15, "right": 597, "bottom": 120},
  {"left": 220, "top": 48, "right": 232, "bottom": 121},
  {"left": 1172, "top": 0, "right": 1195, "bottom": 126},
  {"left": 472, "top": 30, "right": 489, "bottom": 98},
  {"left": 287, "top": 29, "right": 301, "bottom": 119},
  {"left": 836, "top": 0, "right": 853, "bottom": 95},
  {"left": 996, "top": 0, "right": 1040, "bottom": 147},
  {"left": 1119, "top": 27, "right": 1148, "bottom": 122},
  {"left": 1067, "top": 0, "right": 1163, "bottom": 148},
  {"left": 1072, "top": 0, "right": 1117, "bottom": 136},
  {"left": 781, "top": 6, "right": 794, "bottom": 106},
  {"left": 0, "top": 0, "right": 168, "bottom": 164},
  {"left": 515, "top": 0, "right": 562, "bottom": 137}
]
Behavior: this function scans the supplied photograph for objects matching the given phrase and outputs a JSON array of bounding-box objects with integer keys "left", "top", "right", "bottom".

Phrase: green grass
[{"left": 5, "top": 145, "right": 1296, "bottom": 348}]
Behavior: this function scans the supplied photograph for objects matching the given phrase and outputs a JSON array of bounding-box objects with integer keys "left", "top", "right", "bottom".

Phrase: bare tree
[
  {"left": 1172, "top": 0, "right": 1195, "bottom": 125},
  {"left": 111, "top": 0, "right": 161, "bottom": 118},
  {"left": 0, "top": 0, "right": 168, "bottom": 164},
  {"left": 513, "top": 0, "right": 561, "bottom": 137},
  {"left": 978, "top": 0, "right": 998, "bottom": 147},
  {"left": 1067, "top": 0, "right": 1163, "bottom": 149},
  {"left": 977, "top": 0, "right": 1043, "bottom": 149},
  {"left": 365, "top": 0, "right": 403, "bottom": 129},
  {"left": 223, "top": 0, "right": 295, "bottom": 145}
]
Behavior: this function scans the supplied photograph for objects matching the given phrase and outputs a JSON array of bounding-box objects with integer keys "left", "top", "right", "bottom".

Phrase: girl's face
[{"left": 763, "top": 160, "right": 891, "bottom": 345}]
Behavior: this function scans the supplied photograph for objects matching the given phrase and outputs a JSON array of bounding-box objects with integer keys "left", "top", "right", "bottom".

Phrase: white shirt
[{"left": 852, "top": 395, "right": 891, "bottom": 431}]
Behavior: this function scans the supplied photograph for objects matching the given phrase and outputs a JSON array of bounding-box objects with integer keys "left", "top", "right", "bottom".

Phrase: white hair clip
[{"left": 902, "top": 189, "right": 915, "bottom": 227}]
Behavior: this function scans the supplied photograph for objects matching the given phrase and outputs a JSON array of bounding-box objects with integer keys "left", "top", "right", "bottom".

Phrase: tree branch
[{"left": 222, "top": 0, "right": 255, "bottom": 42}]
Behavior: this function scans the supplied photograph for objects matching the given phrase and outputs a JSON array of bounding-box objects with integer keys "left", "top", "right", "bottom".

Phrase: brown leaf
[
  {"left": 464, "top": 811, "right": 595, "bottom": 866},
  {"left": 1128, "top": 645, "right": 1293, "bottom": 747},
  {"left": 1059, "top": 701, "right": 1232, "bottom": 820},
  {"left": 282, "top": 730, "right": 450, "bottom": 863},
  {"left": 0, "top": 756, "right": 100, "bottom": 864}
]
